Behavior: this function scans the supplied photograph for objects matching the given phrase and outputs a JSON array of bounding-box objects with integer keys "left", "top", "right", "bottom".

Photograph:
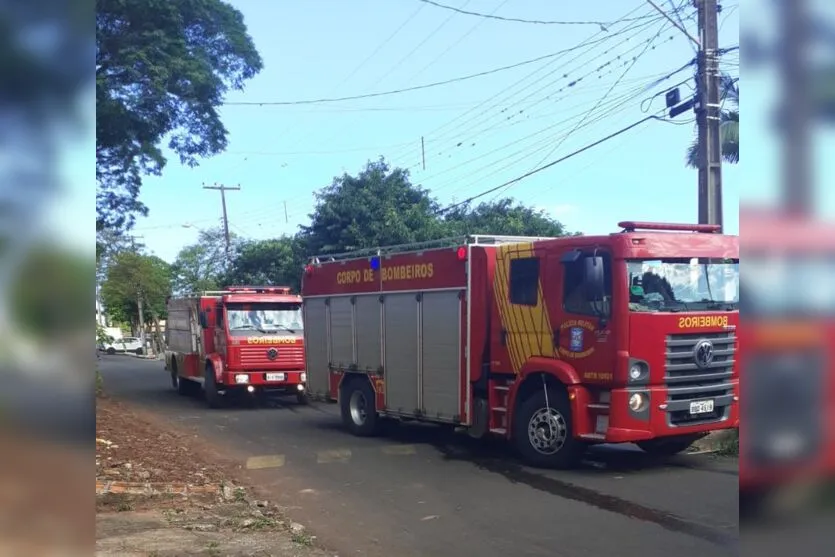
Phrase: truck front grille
[
  {"left": 239, "top": 345, "right": 304, "bottom": 367},
  {"left": 664, "top": 331, "right": 736, "bottom": 426}
]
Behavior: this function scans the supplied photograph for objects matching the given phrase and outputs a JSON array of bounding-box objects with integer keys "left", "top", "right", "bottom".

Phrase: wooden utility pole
[
  {"left": 203, "top": 183, "right": 240, "bottom": 262},
  {"left": 695, "top": 0, "right": 723, "bottom": 230}
]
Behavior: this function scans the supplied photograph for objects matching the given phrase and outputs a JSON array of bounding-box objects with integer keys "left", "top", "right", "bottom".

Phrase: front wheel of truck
[
  {"left": 513, "top": 387, "right": 586, "bottom": 469},
  {"left": 204, "top": 365, "right": 225, "bottom": 409},
  {"left": 340, "top": 378, "right": 379, "bottom": 437},
  {"left": 637, "top": 434, "right": 703, "bottom": 457}
]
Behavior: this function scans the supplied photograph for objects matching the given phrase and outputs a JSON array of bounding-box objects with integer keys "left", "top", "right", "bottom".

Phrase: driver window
[{"left": 563, "top": 253, "right": 612, "bottom": 317}]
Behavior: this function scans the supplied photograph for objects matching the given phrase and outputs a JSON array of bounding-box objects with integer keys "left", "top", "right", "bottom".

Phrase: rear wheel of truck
[
  {"left": 340, "top": 378, "right": 379, "bottom": 437},
  {"left": 637, "top": 434, "right": 702, "bottom": 457},
  {"left": 204, "top": 365, "right": 225, "bottom": 409},
  {"left": 513, "top": 387, "right": 585, "bottom": 469}
]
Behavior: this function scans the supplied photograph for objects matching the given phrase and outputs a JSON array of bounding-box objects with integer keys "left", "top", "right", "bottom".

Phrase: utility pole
[
  {"left": 203, "top": 183, "right": 240, "bottom": 262},
  {"left": 695, "top": 0, "right": 723, "bottom": 230},
  {"left": 779, "top": 0, "right": 811, "bottom": 215}
]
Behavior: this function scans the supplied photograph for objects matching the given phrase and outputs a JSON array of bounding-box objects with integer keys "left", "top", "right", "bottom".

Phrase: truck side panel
[
  {"left": 330, "top": 297, "right": 354, "bottom": 368},
  {"left": 166, "top": 297, "right": 203, "bottom": 378},
  {"left": 355, "top": 295, "right": 382, "bottom": 372},
  {"left": 420, "top": 290, "right": 463, "bottom": 421},
  {"left": 383, "top": 293, "right": 419, "bottom": 414},
  {"left": 302, "top": 298, "right": 330, "bottom": 398}
]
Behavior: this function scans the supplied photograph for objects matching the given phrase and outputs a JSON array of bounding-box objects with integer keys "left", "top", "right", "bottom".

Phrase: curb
[
  {"left": 690, "top": 430, "right": 738, "bottom": 454},
  {"left": 96, "top": 480, "right": 220, "bottom": 497}
]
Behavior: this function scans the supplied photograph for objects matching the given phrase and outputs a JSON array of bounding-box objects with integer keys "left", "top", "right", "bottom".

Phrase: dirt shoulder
[{"left": 96, "top": 395, "right": 330, "bottom": 557}]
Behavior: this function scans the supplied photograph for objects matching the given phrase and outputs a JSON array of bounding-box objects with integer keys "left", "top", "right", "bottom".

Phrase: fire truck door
[{"left": 552, "top": 248, "right": 616, "bottom": 382}]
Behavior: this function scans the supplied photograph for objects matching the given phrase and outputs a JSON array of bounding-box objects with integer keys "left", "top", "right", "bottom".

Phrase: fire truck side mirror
[
  {"left": 198, "top": 311, "right": 208, "bottom": 328},
  {"left": 584, "top": 256, "right": 605, "bottom": 301}
]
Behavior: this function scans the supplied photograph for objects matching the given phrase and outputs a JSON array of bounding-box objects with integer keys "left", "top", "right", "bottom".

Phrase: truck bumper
[
  {"left": 220, "top": 371, "right": 306, "bottom": 391},
  {"left": 599, "top": 381, "right": 739, "bottom": 443}
]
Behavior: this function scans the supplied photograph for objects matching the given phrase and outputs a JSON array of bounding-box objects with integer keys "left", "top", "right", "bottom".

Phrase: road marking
[
  {"left": 246, "top": 455, "right": 286, "bottom": 469},
  {"left": 316, "top": 449, "right": 352, "bottom": 464},
  {"left": 381, "top": 444, "right": 417, "bottom": 456}
]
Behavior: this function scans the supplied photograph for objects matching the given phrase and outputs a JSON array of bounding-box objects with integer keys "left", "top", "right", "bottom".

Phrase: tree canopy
[
  {"left": 101, "top": 251, "right": 171, "bottom": 328},
  {"left": 96, "top": 0, "right": 263, "bottom": 235},
  {"left": 170, "top": 227, "right": 241, "bottom": 294}
]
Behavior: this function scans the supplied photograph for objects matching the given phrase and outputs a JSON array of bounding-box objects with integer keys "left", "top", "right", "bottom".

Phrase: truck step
[
  {"left": 587, "top": 403, "right": 609, "bottom": 410},
  {"left": 492, "top": 406, "right": 507, "bottom": 413},
  {"left": 579, "top": 433, "right": 606, "bottom": 441},
  {"left": 490, "top": 427, "right": 507, "bottom": 435},
  {"left": 493, "top": 385, "right": 510, "bottom": 391}
]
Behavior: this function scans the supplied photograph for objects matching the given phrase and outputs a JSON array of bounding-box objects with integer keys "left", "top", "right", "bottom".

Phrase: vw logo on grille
[
  {"left": 266, "top": 348, "right": 279, "bottom": 360},
  {"left": 693, "top": 339, "right": 714, "bottom": 369}
]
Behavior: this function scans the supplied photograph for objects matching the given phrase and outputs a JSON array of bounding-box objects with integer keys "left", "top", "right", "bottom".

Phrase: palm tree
[{"left": 686, "top": 74, "right": 739, "bottom": 168}]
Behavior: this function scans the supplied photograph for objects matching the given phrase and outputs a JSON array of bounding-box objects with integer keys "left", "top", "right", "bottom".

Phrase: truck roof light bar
[
  {"left": 617, "top": 221, "right": 721, "bottom": 233},
  {"left": 308, "top": 234, "right": 558, "bottom": 264}
]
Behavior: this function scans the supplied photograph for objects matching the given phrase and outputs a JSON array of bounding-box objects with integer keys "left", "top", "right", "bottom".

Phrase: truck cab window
[
  {"left": 563, "top": 252, "right": 612, "bottom": 316},
  {"left": 509, "top": 257, "right": 540, "bottom": 306}
]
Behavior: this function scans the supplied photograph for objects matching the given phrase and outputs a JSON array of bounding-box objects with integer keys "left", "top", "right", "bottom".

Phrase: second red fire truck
[
  {"left": 165, "top": 286, "right": 307, "bottom": 407},
  {"left": 301, "top": 222, "right": 740, "bottom": 468}
]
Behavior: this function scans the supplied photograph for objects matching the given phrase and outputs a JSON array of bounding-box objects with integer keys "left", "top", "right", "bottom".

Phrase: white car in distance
[{"left": 100, "top": 336, "right": 146, "bottom": 355}]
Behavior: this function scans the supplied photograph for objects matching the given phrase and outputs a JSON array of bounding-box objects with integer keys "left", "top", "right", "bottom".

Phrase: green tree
[
  {"left": 686, "top": 75, "right": 739, "bottom": 168},
  {"left": 10, "top": 246, "right": 92, "bottom": 339},
  {"left": 443, "top": 199, "right": 573, "bottom": 238},
  {"left": 101, "top": 252, "right": 171, "bottom": 351},
  {"left": 300, "top": 158, "right": 446, "bottom": 255},
  {"left": 226, "top": 236, "right": 305, "bottom": 291},
  {"left": 96, "top": 0, "right": 263, "bottom": 234},
  {"left": 170, "top": 227, "right": 242, "bottom": 294}
]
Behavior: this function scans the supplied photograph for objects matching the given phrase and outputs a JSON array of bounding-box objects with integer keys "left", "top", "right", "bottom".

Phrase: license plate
[
  {"left": 689, "top": 399, "right": 714, "bottom": 415},
  {"left": 266, "top": 373, "right": 286, "bottom": 382}
]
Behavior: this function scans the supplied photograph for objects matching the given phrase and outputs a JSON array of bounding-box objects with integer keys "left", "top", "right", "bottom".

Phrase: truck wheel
[
  {"left": 340, "top": 378, "right": 379, "bottom": 437},
  {"left": 204, "top": 365, "right": 225, "bottom": 409},
  {"left": 637, "top": 434, "right": 702, "bottom": 457},
  {"left": 513, "top": 387, "right": 585, "bottom": 469}
]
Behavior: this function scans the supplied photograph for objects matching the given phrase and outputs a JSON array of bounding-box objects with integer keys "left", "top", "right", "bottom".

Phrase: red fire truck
[
  {"left": 741, "top": 209, "right": 835, "bottom": 504},
  {"left": 164, "top": 286, "right": 307, "bottom": 408},
  {"left": 301, "top": 222, "right": 740, "bottom": 468}
]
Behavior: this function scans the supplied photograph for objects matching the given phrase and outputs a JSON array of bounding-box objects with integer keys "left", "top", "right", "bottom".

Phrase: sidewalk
[{"left": 96, "top": 395, "right": 331, "bottom": 556}]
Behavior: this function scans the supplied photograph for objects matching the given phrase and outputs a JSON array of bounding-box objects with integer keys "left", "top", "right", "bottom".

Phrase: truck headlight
[
  {"left": 628, "top": 392, "right": 648, "bottom": 412},
  {"left": 629, "top": 365, "right": 643, "bottom": 380},
  {"left": 235, "top": 374, "right": 249, "bottom": 384},
  {"left": 300, "top": 372, "right": 307, "bottom": 383}
]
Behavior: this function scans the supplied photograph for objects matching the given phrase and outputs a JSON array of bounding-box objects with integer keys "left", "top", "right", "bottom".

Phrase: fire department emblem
[
  {"left": 693, "top": 339, "right": 714, "bottom": 369},
  {"left": 266, "top": 347, "right": 279, "bottom": 360}
]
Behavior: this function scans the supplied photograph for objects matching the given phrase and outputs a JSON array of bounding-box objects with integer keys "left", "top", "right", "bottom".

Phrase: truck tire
[
  {"left": 170, "top": 363, "right": 192, "bottom": 397},
  {"left": 340, "top": 377, "right": 379, "bottom": 437},
  {"left": 204, "top": 365, "right": 225, "bottom": 409},
  {"left": 513, "top": 387, "right": 585, "bottom": 469},
  {"left": 637, "top": 434, "right": 702, "bottom": 457}
]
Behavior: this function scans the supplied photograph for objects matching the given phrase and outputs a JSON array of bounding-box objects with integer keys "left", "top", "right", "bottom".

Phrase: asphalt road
[{"left": 99, "top": 355, "right": 739, "bottom": 557}]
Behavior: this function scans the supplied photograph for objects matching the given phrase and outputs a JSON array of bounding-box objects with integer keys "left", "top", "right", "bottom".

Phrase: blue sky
[{"left": 114, "top": 1, "right": 742, "bottom": 261}]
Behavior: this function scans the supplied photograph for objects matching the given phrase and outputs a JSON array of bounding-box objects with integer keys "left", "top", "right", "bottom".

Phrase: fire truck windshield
[
  {"left": 225, "top": 302, "right": 304, "bottom": 335},
  {"left": 743, "top": 255, "right": 835, "bottom": 316},
  {"left": 626, "top": 258, "right": 739, "bottom": 312}
]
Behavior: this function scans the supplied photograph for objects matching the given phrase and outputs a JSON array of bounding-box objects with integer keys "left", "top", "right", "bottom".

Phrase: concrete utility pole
[
  {"left": 778, "top": 0, "right": 811, "bottom": 215},
  {"left": 695, "top": 0, "right": 723, "bottom": 230},
  {"left": 203, "top": 183, "right": 240, "bottom": 262}
]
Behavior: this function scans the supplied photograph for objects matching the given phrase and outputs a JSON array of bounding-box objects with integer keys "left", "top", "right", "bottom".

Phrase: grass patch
[
  {"left": 715, "top": 429, "right": 739, "bottom": 456},
  {"left": 291, "top": 531, "right": 314, "bottom": 547}
]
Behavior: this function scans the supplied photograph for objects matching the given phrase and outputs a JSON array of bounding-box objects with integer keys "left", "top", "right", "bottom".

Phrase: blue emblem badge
[{"left": 569, "top": 327, "right": 584, "bottom": 352}]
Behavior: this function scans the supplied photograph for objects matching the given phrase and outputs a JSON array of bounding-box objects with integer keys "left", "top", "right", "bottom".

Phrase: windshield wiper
[
  {"left": 703, "top": 300, "right": 736, "bottom": 310},
  {"left": 233, "top": 324, "right": 271, "bottom": 333}
]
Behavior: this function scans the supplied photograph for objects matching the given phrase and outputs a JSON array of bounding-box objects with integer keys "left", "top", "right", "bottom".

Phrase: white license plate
[
  {"left": 689, "top": 399, "right": 715, "bottom": 415},
  {"left": 266, "top": 373, "right": 286, "bottom": 382}
]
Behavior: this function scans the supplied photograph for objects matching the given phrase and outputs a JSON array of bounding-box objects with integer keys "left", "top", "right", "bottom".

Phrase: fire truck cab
[
  {"left": 301, "top": 222, "right": 739, "bottom": 468},
  {"left": 165, "top": 286, "right": 307, "bottom": 408}
]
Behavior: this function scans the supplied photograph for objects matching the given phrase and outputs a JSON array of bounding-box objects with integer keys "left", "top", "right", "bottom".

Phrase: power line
[
  {"left": 223, "top": 25, "right": 665, "bottom": 107},
  {"left": 415, "top": 0, "right": 654, "bottom": 27},
  {"left": 436, "top": 112, "right": 667, "bottom": 214}
]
